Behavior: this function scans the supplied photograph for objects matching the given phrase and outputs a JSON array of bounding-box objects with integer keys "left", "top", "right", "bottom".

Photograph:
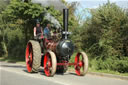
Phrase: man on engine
[
  {"left": 44, "top": 23, "right": 51, "bottom": 38},
  {"left": 34, "top": 21, "right": 43, "bottom": 38}
]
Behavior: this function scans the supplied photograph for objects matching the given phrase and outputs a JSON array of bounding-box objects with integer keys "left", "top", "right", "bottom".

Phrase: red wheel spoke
[
  {"left": 75, "top": 65, "right": 81, "bottom": 70},
  {"left": 77, "top": 56, "right": 80, "bottom": 63},
  {"left": 26, "top": 58, "right": 29, "bottom": 64},
  {"left": 79, "top": 61, "right": 83, "bottom": 67},
  {"left": 26, "top": 43, "right": 33, "bottom": 72},
  {"left": 44, "top": 53, "right": 51, "bottom": 76},
  {"left": 75, "top": 53, "right": 86, "bottom": 76},
  {"left": 48, "top": 60, "right": 52, "bottom": 67},
  {"left": 47, "top": 68, "right": 50, "bottom": 74}
]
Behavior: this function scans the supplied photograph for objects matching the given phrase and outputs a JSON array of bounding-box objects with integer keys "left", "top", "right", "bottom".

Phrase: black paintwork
[{"left": 56, "top": 39, "right": 74, "bottom": 57}]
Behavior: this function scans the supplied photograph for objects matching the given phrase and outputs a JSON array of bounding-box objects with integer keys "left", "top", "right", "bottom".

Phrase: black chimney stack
[
  {"left": 63, "top": 8, "right": 68, "bottom": 32},
  {"left": 63, "top": 8, "right": 69, "bottom": 39}
]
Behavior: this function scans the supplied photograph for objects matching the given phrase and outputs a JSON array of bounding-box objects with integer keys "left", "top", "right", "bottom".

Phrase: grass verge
[
  {"left": 88, "top": 68, "right": 128, "bottom": 76},
  {"left": 0, "top": 56, "right": 25, "bottom": 65}
]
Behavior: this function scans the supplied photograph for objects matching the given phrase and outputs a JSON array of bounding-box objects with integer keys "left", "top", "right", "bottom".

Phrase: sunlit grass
[{"left": 0, "top": 56, "right": 25, "bottom": 65}]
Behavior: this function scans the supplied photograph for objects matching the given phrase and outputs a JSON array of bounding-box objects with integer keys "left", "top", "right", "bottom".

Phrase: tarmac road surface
[{"left": 0, "top": 62, "right": 128, "bottom": 85}]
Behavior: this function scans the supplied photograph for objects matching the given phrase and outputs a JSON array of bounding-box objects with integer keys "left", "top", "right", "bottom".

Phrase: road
[{"left": 0, "top": 62, "right": 128, "bottom": 85}]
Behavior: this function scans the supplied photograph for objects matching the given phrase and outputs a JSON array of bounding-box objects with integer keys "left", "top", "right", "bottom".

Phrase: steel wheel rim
[{"left": 26, "top": 43, "right": 33, "bottom": 72}]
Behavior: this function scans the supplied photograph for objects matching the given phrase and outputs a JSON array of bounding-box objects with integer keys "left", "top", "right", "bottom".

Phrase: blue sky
[
  {"left": 65, "top": 0, "right": 128, "bottom": 9},
  {"left": 65, "top": 0, "right": 128, "bottom": 24}
]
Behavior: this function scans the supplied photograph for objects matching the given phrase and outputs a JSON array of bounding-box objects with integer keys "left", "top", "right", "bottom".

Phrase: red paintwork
[
  {"left": 75, "top": 53, "right": 84, "bottom": 76},
  {"left": 44, "top": 38, "right": 58, "bottom": 52},
  {"left": 57, "top": 63, "right": 77, "bottom": 66},
  {"left": 26, "top": 43, "right": 33, "bottom": 72},
  {"left": 44, "top": 52, "right": 52, "bottom": 77}
]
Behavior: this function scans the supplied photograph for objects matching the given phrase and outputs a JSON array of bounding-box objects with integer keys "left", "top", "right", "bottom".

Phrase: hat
[{"left": 36, "top": 19, "right": 40, "bottom": 24}]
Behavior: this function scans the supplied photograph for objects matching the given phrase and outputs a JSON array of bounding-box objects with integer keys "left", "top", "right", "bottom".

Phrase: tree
[
  {"left": 81, "top": 2, "right": 128, "bottom": 73},
  {"left": 1, "top": 0, "right": 79, "bottom": 58},
  {"left": 0, "top": 0, "right": 9, "bottom": 56},
  {"left": 0, "top": 0, "right": 60, "bottom": 57}
]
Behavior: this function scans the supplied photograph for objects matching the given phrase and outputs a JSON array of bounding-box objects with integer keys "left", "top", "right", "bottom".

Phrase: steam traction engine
[{"left": 25, "top": 9, "right": 88, "bottom": 77}]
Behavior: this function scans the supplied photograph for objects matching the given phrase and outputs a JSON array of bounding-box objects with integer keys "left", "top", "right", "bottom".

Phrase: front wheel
[
  {"left": 44, "top": 51, "right": 57, "bottom": 77},
  {"left": 74, "top": 52, "right": 88, "bottom": 76}
]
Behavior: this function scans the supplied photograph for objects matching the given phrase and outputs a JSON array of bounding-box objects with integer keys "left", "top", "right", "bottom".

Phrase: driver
[{"left": 34, "top": 21, "right": 43, "bottom": 37}]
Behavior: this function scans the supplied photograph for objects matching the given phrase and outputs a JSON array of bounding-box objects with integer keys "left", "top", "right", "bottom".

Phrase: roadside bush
[
  {"left": 5, "top": 28, "right": 25, "bottom": 58},
  {"left": 0, "top": 36, "right": 5, "bottom": 57},
  {"left": 81, "top": 2, "right": 128, "bottom": 73},
  {"left": 90, "top": 56, "right": 128, "bottom": 73}
]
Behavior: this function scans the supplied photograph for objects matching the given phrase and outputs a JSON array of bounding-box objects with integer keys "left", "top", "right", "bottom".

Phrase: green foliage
[
  {"left": 71, "top": 26, "right": 83, "bottom": 50},
  {"left": 90, "top": 56, "right": 128, "bottom": 73},
  {"left": 2, "top": 0, "right": 45, "bottom": 38},
  {"left": 5, "top": 27, "right": 25, "bottom": 57},
  {"left": 79, "top": 2, "right": 128, "bottom": 73},
  {"left": 0, "top": 0, "right": 78, "bottom": 58},
  {"left": 0, "top": 0, "right": 9, "bottom": 56},
  {"left": 0, "top": 0, "right": 9, "bottom": 13},
  {"left": 0, "top": 0, "right": 65, "bottom": 58},
  {"left": 0, "top": 39, "right": 5, "bottom": 57}
]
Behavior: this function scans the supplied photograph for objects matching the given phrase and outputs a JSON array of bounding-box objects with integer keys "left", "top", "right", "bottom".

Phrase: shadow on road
[
  {"left": 39, "top": 68, "right": 76, "bottom": 76},
  {"left": 23, "top": 68, "right": 46, "bottom": 75},
  {"left": 69, "top": 72, "right": 77, "bottom": 76}
]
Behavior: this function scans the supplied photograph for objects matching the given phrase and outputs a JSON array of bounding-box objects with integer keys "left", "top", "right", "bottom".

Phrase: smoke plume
[{"left": 31, "top": 0, "right": 67, "bottom": 11}]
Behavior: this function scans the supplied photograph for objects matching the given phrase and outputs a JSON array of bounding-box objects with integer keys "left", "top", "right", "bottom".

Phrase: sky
[
  {"left": 65, "top": 0, "right": 128, "bottom": 9},
  {"left": 30, "top": 0, "right": 128, "bottom": 24},
  {"left": 65, "top": 0, "right": 128, "bottom": 24}
]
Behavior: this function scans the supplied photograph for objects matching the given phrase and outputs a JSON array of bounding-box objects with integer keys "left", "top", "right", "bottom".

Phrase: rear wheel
[
  {"left": 75, "top": 52, "right": 88, "bottom": 76},
  {"left": 26, "top": 40, "right": 41, "bottom": 72},
  {"left": 44, "top": 51, "right": 57, "bottom": 77}
]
